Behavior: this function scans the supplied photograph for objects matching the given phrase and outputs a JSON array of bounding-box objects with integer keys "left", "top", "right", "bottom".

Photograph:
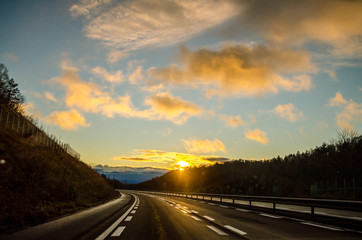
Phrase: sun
[{"left": 176, "top": 161, "right": 190, "bottom": 171}]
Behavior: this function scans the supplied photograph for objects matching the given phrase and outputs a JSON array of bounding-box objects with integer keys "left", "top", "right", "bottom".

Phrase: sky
[{"left": 1, "top": 0, "right": 361, "bottom": 175}]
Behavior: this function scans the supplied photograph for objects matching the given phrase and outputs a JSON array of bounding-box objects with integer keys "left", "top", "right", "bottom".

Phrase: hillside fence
[{"left": 0, "top": 102, "right": 80, "bottom": 160}]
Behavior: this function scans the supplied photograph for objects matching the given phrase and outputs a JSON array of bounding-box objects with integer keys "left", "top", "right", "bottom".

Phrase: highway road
[{"left": 3, "top": 191, "right": 362, "bottom": 240}]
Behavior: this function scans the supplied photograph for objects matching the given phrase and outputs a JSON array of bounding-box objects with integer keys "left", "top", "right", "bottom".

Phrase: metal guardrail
[
  {"left": 0, "top": 102, "right": 80, "bottom": 160},
  {"left": 152, "top": 191, "right": 362, "bottom": 216}
]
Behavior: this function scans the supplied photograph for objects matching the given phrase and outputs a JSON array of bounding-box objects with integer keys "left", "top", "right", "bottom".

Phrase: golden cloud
[
  {"left": 183, "top": 138, "right": 226, "bottom": 154},
  {"left": 45, "top": 109, "right": 90, "bottom": 130},
  {"left": 245, "top": 129, "right": 269, "bottom": 144},
  {"left": 144, "top": 92, "right": 203, "bottom": 125},
  {"left": 113, "top": 149, "right": 230, "bottom": 169},
  {"left": 241, "top": 0, "right": 362, "bottom": 57},
  {"left": 148, "top": 44, "right": 313, "bottom": 98},
  {"left": 220, "top": 115, "right": 246, "bottom": 128},
  {"left": 328, "top": 92, "right": 362, "bottom": 130},
  {"left": 53, "top": 65, "right": 202, "bottom": 124},
  {"left": 272, "top": 103, "right": 304, "bottom": 122}
]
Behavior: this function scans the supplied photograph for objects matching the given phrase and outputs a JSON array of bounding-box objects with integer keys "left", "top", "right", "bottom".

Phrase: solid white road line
[
  {"left": 190, "top": 216, "right": 202, "bottom": 221},
  {"left": 224, "top": 225, "right": 247, "bottom": 236},
  {"left": 300, "top": 222, "right": 343, "bottom": 231},
  {"left": 259, "top": 213, "right": 282, "bottom": 219},
  {"left": 207, "top": 225, "right": 228, "bottom": 235},
  {"left": 203, "top": 215, "right": 215, "bottom": 221},
  {"left": 95, "top": 194, "right": 139, "bottom": 240},
  {"left": 124, "top": 216, "right": 133, "bottom": 222},
  {"left": 111, "top": 226, "right": 126, "bottom": 237}
]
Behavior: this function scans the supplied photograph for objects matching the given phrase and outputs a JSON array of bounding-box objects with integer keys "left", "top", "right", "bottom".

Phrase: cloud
[
  {"left": 245, "top": 129, "right": 269, "bottom": 144},
  {"left": 33, "top": 92, "right": 57, "bottom": 103},
  {"left": 272, "top": 103, "right": 304, "bottom": 122},
  {"left": 328, "top": 92, "right": 347, "bottom": 106},
  {"left": 327, "top": 92, "right": 362, "bottom": 130},
  {"left": 336, "top": 101, "right": 362, "bottom": 130},
  {"left": 148, "top": 44, "right": 313, "bottom": 98},
  {"left": 77, "top": 0, "right": 239, "bottom": 50},
  {"left": 239, "top": 0, "right": 362, "bottom": 57},
  {"left": 144, "top": 92, "right": 203, "bottom": 125},
  {"left": 69, "top": 0, "right": 111, "bottom": 17},
  {"left": 129, "top": 66, "right": 144, "bottom": 84},
  {"left": 91, "top": 66, "right": 124, "bottom": 83},
  {"left": 220, "top": 115, "right": 246, "bottom": 128},
  {"left": 2, "top": 53, "right": 18, "bottom": 62},
  {"left": 107, "top": 50, "right": 129, "bottom": 63},
  {"left": 113, "top": 149, "right": 230, "bottom": 169},
  {"left": 45, "top": 109, "right": 90, "bottom": 130},
  {"left": 52, "top": 64, "right": 201, "bottom": 124},
  {"left": 182, "top": 138, "right": 226, "bottom": 154}
]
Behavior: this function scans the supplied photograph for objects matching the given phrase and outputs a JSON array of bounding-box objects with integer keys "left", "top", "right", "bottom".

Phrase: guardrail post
[
  {"left": 232, "top": 197, "right": 235, "bottom": 206},
  {"left": 211, "top": 196, "right": 213, "bottom": 201},
  {"left": 220, "top": 197, "right": 222, "bottom": 203},
  {"left": 273, "top": 202, "right": 276, "bottom": 211},
  {"left": 203, "top": 195, "right": 204, "bottom": 200},
  {"left": 249, "top": 200, "right": 252, "bottom": 207},
  {"left": 311, "top": 206, "right": 314, "bottom": 216}
]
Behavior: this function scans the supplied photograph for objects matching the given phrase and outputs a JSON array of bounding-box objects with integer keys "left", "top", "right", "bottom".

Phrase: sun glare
[{"left": 176, "top": 161, "right": 190, "bottom": 170}]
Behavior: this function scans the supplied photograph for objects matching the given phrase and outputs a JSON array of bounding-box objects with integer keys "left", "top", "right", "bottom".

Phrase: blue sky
[{"left": 1, "top": 0, "right": 361, "bottom": 171}]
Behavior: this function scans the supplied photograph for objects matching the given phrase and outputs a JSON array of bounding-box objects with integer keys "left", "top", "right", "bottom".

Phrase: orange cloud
[
  {"left": 327, "top": 92, "right": 362, "bottom": 130},
  {"left": 220, "top": 115, "right": 246, "bottom": 128},
  {"left": 91, "top": 66, "right": 124, "bottom": 83},
  {"left": 53, "top": 65, "right": 201, "bottom": 124},
  {"left": 245, "top": 129, "right": 269, "bottom": 144},
  {"left": 33, "top": 91, "right": 57, "bottom": 103},
  {"left": 272, "top": 103, "right": 304, "bottom": 122},
  {"left": 148, "top": 44, "right": 313, "bottom": 98},
  {"left": 183, "top": 138, "right": 226, "bottom": 154},
  {"left": 45, "top": 109, "right": 90, "bottom": 130},
  {"left": 144, "top": 92, "right": 203, "bottom": 125},
  {"left": 241, "top": 0, "right": 362, "bottom": 57}
]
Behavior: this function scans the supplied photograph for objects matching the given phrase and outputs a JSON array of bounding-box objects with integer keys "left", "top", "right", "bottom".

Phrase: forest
[{"left": 133, "top": 130, "right": 362, "bottom": 200}]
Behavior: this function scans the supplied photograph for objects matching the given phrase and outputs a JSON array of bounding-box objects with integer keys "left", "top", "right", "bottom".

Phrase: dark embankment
[
  {"left": 0, "top": 129, "right": 119, "bottom": 234},
  {"left": 133, "top": 131, "right": 362, "bottom": 200}
]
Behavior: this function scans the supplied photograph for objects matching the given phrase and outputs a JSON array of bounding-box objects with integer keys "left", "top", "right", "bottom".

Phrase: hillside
[
  {"left": 0, "top": 128, "right": 118, "bottom": 233},
  {"left": 134, "top": 131, "right": 362, "bottom": 200}
]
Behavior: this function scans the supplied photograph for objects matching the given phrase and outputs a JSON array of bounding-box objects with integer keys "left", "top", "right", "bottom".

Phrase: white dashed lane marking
[
  {"left": 224, "top": 225, "right": 247, "bottom": 236},
  {"left": 207, "top": 225, "right": 228, "bottom": 235},
  {"left": 203, "top": 215, "right": 215, "bottom": 221},
  {"left": 191, "top": 215, "right": 202, "bottom": 221},
  {"left": 111, "top": 226, "right": 126, "bottom": 237},
  {"left": 124, "top": 216, "right": 133, "bottom": 222}
]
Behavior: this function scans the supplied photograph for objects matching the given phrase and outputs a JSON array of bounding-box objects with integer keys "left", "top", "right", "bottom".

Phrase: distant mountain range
[{"left": 93, "top": 165, "right": 169, "bottom": 184}]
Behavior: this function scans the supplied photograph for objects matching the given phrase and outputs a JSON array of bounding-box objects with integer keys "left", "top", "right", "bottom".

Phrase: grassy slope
[{"left": 0, "top": 129, "right": 119, "bottom": 233}]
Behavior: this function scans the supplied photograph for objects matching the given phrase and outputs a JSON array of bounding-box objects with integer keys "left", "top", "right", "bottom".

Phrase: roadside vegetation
[
  {"left": 0, "top": 64, "right": 119, "bottom": 233},
  {"left": 134, "top": 130, "right": 362, "bottom": 200}
]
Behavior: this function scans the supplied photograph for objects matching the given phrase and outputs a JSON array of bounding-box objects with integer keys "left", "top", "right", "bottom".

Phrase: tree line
[
  {"left": 0, "top": 64, "right": 25, "bottom": 112},
  {"left": 132, "top": 130, "right": 362, "bottom": 200}
]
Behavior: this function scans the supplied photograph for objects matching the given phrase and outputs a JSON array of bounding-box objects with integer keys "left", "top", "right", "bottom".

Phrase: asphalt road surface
[{"left": 3, "top": 191, "right": 362, "bottom": 240}]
